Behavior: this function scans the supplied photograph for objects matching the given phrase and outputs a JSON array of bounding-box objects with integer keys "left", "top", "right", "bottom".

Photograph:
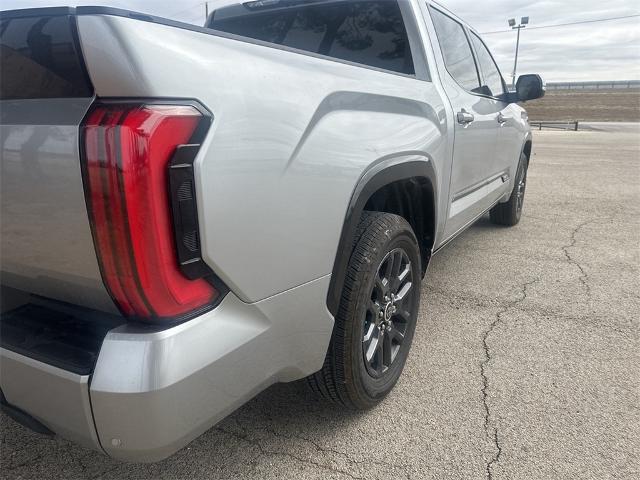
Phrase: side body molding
[{"left": 326, "top": 159, "right": 438, "bottom": 316}]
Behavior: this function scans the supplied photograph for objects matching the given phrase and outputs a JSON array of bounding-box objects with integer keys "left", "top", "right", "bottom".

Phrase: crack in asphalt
[
  {"left": 91, "top": 466, "right": 120, "bottom": 480},
  {"left": 3, "top": 453, "right": 44, "bottom": 471},
  {"left": 559, "top": 213, "right": 624, "bottom": 297},
  {"left": 221, "top": 415, "right": 414, "bottom": 479},
  {"left": 222, "top": 416, "right": 413, "bottom": 478},
  {"left": 261, "top": 425, "right": 412, "bottom": 478},
  {"left": 76, "top": 451, "right": 121, "bottom": 480},
  {"left": 215, "top": 426, "right": 368, "bottom": 480},
  {"left": 2, "top": 441, "right": 119, "bottom": 480},
  {"left": 481, "top": 277, "right": 539, "bottom": 480},
  {"left": 561, "top": 219, "right": 596, "bottom": 296}
]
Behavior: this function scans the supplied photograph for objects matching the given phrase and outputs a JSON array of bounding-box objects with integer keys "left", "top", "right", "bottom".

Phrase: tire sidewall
[
  {"left": 345, "top": 223, "right": 421, "bottom": 406},
  {"left": 513, "top": 153, "right": 528, "bottom": 222}
]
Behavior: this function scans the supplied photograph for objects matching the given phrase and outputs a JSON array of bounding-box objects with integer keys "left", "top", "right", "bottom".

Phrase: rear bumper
[
  {"left": 0, "top": 349, "right": 101, "bottom": 449},
  {"left": 0, "top": 276, "right": 333, "bottom": 462}
]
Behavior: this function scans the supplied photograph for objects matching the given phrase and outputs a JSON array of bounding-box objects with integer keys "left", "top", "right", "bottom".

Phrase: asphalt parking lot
[{"left": 2, "top": 130, "right": 639, "bottom": 479}]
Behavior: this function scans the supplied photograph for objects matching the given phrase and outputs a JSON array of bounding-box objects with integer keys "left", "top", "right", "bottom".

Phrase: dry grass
[{"left": 524, "top": 88, "right": 640, "bottom": 122}]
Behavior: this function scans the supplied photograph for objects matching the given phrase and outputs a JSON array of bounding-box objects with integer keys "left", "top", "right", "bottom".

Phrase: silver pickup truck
[{"left": 0, "top": 0, "right": 543, "bottom": 462}]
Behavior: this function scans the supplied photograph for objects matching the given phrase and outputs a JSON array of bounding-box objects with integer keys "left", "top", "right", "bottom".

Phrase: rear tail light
[{"left": 81, "top": 102, "right": 223, "bottom": 322}]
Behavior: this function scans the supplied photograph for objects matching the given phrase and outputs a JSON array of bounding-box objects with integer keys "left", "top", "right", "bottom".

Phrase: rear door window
[
  {"left": 429, "top": 7, "right": 481, "bottom": 92},
  {"left": 209, "top": 0, "right": 415, "bottom": 75}
]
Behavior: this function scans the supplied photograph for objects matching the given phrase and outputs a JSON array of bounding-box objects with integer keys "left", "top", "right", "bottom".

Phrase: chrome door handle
[
  {"left": 457, "top": 110, "right": 475, "bottom": 125},
  {"left": 497, "top": 113, "right": 511, "bottom": 125}
]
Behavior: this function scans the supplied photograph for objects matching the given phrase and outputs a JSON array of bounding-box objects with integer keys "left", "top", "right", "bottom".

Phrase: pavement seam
[{"left": 481, "top": 277, "right": 539, "bottom": 480}]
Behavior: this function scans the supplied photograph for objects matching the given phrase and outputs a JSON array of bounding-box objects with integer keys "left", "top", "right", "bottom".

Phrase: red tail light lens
[{"left": 81, "top": 103, "right": 218, "bottom": 322}]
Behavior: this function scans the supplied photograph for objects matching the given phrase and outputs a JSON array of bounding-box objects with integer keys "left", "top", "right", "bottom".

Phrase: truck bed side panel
[{"left": 76, "top": 14, "right": 450, "bottom": 303}]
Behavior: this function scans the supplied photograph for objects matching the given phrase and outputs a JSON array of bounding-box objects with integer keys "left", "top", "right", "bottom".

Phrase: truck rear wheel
[
  {"left": 308, "top": 212, "right": 421, "bottom": 409},
  {"left": 490, "top": 152, "right": 528, "bottom": 226}
]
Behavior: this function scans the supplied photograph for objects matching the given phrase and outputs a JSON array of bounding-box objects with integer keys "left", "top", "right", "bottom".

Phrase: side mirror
[{"left": 516, "top": 74, "right": 545, "bottom": 102}]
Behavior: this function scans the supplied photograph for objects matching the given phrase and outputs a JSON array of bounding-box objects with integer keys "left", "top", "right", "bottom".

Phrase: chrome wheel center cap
[{"left": 383, "top": 302, "right": 394, "bottom": 322}]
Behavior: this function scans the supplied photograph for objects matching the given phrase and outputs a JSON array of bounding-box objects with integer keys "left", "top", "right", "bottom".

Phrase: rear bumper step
[
  {"left": 1, "top": 302, "right": 125, "bottom": 375},
  {"left": 0, "top": 300, "right": 123, "bottom": 452}
]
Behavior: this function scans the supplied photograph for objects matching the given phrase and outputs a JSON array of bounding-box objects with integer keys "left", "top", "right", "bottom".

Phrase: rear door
[
  {"left": 426, "top": 6, "right": 506, "bottom": 239},
  {"left": 0, "top": 11, "right": 116, "bottom": 312}
]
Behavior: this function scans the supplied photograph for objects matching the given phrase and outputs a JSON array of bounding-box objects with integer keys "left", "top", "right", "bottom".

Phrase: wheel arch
[{"left": 326, "top": 160, "right": 437, "bottom": 316}]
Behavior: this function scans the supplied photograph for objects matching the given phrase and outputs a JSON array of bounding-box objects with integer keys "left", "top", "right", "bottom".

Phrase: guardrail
[
  {"left": 546, "top": 80, "right": 640, "bottom": 90},
  {"left": 530, "top": 121, "right": 579, "bottom": 131}
]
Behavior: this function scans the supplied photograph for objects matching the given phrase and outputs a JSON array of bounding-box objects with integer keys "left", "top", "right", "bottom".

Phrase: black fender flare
[
  {"left": 522, "top": 131, "right": 533, "bottom": 161},
  {"left": 326, "top": 159, "right": 438, "bottom": 316}
]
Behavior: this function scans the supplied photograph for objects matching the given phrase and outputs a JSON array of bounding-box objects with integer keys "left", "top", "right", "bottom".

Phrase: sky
[{"left": 2, "top": 0, "right": 639, "bottom": 82}]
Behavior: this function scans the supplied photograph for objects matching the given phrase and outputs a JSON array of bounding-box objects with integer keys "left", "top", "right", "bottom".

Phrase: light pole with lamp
[{"left": 509, "top": 16, "right": 529, "bottom": 88}]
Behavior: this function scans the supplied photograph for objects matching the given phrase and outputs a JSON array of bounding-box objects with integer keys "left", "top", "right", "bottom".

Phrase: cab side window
[
  {"left": 429, "top": 7, "right": 480, "bottom": 92},
  {"left": 469, "top": 31, "right": 506, "bottom": 98},
  {"left": 209, "top": 1, "right": 415, "bottom": 75}
]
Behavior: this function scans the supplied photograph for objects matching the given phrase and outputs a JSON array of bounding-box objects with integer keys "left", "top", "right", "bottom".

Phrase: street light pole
[{"left": 509, "top": 16, "right": 529, "bottom": 88}]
